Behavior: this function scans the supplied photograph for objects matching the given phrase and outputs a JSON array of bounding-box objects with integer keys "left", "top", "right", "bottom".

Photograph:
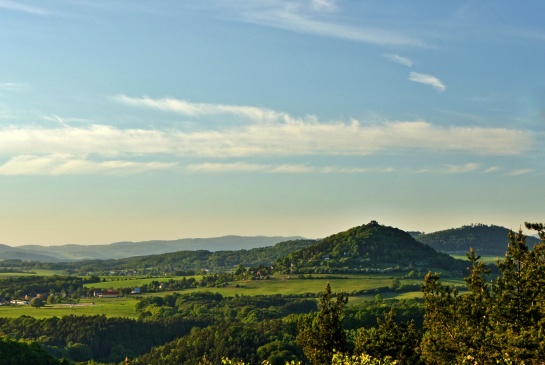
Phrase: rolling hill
[
  {"left": 0, "top": 236, "right": 304, "bottom": 262},
  {"left": 415, "top": 224, "right": 540, "bottom": 256}
]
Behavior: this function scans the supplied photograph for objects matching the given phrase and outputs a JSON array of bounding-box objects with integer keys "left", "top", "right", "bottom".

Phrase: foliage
[
  {"left": 297, "top": 283, "right": 348, "bottom": 365},
  {"left": 421, "top": 223, "right": 545, "bottom": 365},
  {"left": 278, "top": 222, "right": 465, "bottom": 275},
  {"left": 30, "top": 297, "right": 45, "bottom": 307},
  {"left": 416, "top": 223, "right": 540, "bottom": 256},
  {"left": 0, "top": 336, "right": 62, "bottom": 365},
  {"left": 208, "top": 353, "right": 398, "bottom": 365},
  {"left": 344, "top": 298, "right": 424, "bottom": 330},
  {"left": 330, "top": 353, "right": 398, "bottom": 365},
  {"left": 132, "top": 319, "right": 303, "bottom": 365},
  {"left": 0, "top": 314, "right": 209, "bottom": 363},
  {"left": 355, "top": 308, "right": 423, "bottom": 365},
  {"left": 0, "top": 275, "right": 98, "bottom": 298}
]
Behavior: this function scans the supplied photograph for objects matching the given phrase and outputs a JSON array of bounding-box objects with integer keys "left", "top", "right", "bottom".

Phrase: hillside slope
[
  {"left": 43, "top": 239, "right": 318, "bottom": 273},
  {"left": 416, "top": 224, "right": 540, "bottom": 256},
  {"left": 276, "top": 221, "right": 464, "bottom": 275},
  {"left": 2, "top": 236, "right": 304, "bottom": 262}
]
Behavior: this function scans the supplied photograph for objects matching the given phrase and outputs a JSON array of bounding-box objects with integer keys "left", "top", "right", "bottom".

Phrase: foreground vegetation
[{"left": 0, "top": 222, "right": 543, "bottom": 365}]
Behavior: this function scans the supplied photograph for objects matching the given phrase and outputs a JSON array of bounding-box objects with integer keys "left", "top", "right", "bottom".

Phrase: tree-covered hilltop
[
  {"left": 416, "top": 223, "right": 540, "bottom": 256},
  {"left": 275, "top": 222, "right": 465, "bottom": 275}
]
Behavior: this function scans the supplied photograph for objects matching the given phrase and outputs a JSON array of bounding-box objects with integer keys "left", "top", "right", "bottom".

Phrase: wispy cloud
[
  {"left": 310, "top": 0, "right": 338, "bottom": 12},
  {"left": 2, "top": 96, "right": 532, "bottom": 160},
  {"left": 443, "top": 163, "right": 480, "bottom": 174},
  {"left": 0, "top": 82, "right": 30, "bottom": 91},
  {"left": 0, "top": 154, "right": 176, "bottom": 176},
  {"left": 483, "top": 166, "right": 499, "bottom": 174},
  {"left": 222, "top": 1, "right": 426, "bottom": 47},
  {"left": 507, "top": 168, "right": 534, "bottom": 176},
  {"left": 114, "top": 95, "right": 285, "bottom": 123},
  {"left": 0, "top": 0, "right": 49, "bottom": 16},
  {"left": 186, "top": 162, "right": 368, "bottom": 174},
  {"left": 417, "top": 163, "right": 481, "bottom": 174},
  {"left": 382, "top": 53, "right": 413, "bottom": 67},
  {"left": 0, "top": 117, "right": 531, "bottom": 159},
  {"left": 409, "top": 72, "right": 446, "bottom": 92}
]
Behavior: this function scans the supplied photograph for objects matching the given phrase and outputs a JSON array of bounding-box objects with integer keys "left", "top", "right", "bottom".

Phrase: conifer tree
[
  {"left": 297, "top": 283, "right": 348, "bottom": 365},
  {"left": 421, "top": 223, "right": 545, "bottom": 365}
]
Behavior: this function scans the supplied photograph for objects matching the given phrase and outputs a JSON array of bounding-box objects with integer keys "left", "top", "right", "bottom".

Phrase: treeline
[
  {"left": 416, "top": 223, "right": 540, "bottom": 255},
  {"left": 0, "top": 275, "right": 100, "bottom": 299},
  {"left": 135, "top": 291, "right": 318, "bottom": 322},
  {"left": 0, "top": 315, "right": 210, "bottom": 363},
  {"left": 29, "top": 239, "right": 317, "bottom": 275},
  {"left": 0, "top": 337, "right": 65, "bottom": 365}
]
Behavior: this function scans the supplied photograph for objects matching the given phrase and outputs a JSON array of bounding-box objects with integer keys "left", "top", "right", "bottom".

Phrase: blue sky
[{"left": 0, "top": 0, "right": 543, "bottom": 246}]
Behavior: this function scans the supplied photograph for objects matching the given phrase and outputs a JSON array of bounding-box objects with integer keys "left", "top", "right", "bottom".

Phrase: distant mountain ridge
[
  {"left": 0, "top": 236, "right": 304, "bottom": 262},
  {"left": 415, "top": 223, "right": 540, "bottom": 256}
]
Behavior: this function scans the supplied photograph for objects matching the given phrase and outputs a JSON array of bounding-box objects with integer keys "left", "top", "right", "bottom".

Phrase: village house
[{"left": 99, "top": 290, "right": 120, "bottom": 298}]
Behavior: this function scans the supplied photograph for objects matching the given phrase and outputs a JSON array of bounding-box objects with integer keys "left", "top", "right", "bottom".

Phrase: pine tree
[
  {"left": 297, "top": 283, "right": 348, "bottom": 365},
  {"left": 421, "top": 223, "right": 545, "bottom": 365}
]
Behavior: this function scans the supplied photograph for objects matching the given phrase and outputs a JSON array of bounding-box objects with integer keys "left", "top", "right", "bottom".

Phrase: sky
[{"left": 0, "top": 0, "right": 544, "bottom": 246}]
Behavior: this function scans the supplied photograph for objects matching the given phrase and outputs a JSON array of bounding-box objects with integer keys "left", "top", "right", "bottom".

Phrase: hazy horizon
[{"left": 1, "top": 1, "right": 543, "bottom": 246}]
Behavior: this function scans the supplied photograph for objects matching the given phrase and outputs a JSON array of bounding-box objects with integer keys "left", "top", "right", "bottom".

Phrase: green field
[
  {"left": 0, "top": 269, "right": 66, "bottom": 277},
  {"left": 450, "top": 254, "right": 500, "bottom": 264},
  {"left": 88, "top": 275, "right": 202, "bottom": 289},
  {"left": 0, "top": 273, "right": 466, "bottom": 319},
  {"left": 0, "top": 297, "right": 140, "bottom": 319}
]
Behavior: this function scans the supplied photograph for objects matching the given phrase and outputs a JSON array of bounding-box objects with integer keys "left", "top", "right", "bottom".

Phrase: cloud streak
[
  {"left": 0, "top": 105, "right": 532, "bottom": 158},
  {"left": 382, "top": 54, "right": 413, "bottom": 67},
  {"left": 114, "top": 95, "right": 286, "bottom": 123},
  {"left": 0, "top": 0, "right": 49, "bottom": 15},
  {"left": 222, "top": 1, "right": 426, "bottom": 47},
  {"left": 0, "top": 154, "right": 176, "bottom": 176},
  {"left": 186, "top": 162, "right": 368, "bottom": 174},
  {"left": 409, "top": 72, "right": 446, "bottom": 92}
]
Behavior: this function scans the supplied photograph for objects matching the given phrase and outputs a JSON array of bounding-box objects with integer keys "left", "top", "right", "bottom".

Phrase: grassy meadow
[
  {"left": 0, "top": 272, "right": 468, "bottom": 319},
  {"left": 0, "top": 297, "right": 140, "bottom": 319}
]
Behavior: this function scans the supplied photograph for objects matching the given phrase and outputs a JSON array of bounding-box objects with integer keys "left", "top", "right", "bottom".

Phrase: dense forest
[
  {"left": 416, "top": 223, "right": 540, "bottom": 256},
  {"left": 275, "top": 221, "right": 465, "bottom": 275}
]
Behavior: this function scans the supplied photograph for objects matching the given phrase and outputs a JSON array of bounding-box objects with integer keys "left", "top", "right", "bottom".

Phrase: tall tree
[
  {"left": 297, "top": 283, "right": 348, "bottom": 365},
  {"left": 421, "top": 224, "right": 545, "bottom": 365},
  {"left": 355, "top": 307, "right": 423, "bottom": 365}
]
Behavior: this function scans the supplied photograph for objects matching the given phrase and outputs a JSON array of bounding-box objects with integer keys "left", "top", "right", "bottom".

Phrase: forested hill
[
  {"left": 416, "top": 224, "right": 540, "bottom": 256},
  {"left": 275, "top": 221, "right": 465, "bottom": 275},
  {"left": 45, "top": 239, "right": 318, "bottom": 273}
]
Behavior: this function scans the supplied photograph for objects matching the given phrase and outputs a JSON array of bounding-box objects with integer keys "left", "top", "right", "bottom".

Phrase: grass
[
  {"left": 0, "top": 273, "right": 466, "bottom": 318},
  {"left": 0, "top": 269, "right": 66, "bottom": 277},
  {"left": 450, "top": 254, "right": 500, "bottom": 265},
  {"left": 0, "top": 298, "right": 139, "bottom": 319},
  {"left": 88, "top": 275, "right": 202, "bottom": 289}
]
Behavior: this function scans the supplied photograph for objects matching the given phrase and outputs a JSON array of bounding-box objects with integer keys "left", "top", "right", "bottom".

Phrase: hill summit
[
  {"left": 275, "top": 221, "right": 464, "bottom": 275},
  {"left": 416, "top": 223, "right": 540, "bottom": 256}
]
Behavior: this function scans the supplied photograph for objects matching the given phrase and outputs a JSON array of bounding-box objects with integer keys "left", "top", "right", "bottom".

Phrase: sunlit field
[
  {"left": 0, "top": 272, "right": 467, "bottom": 319},
  {"left": 0, "top": 297, "right": 140, "bottom": 319}
]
